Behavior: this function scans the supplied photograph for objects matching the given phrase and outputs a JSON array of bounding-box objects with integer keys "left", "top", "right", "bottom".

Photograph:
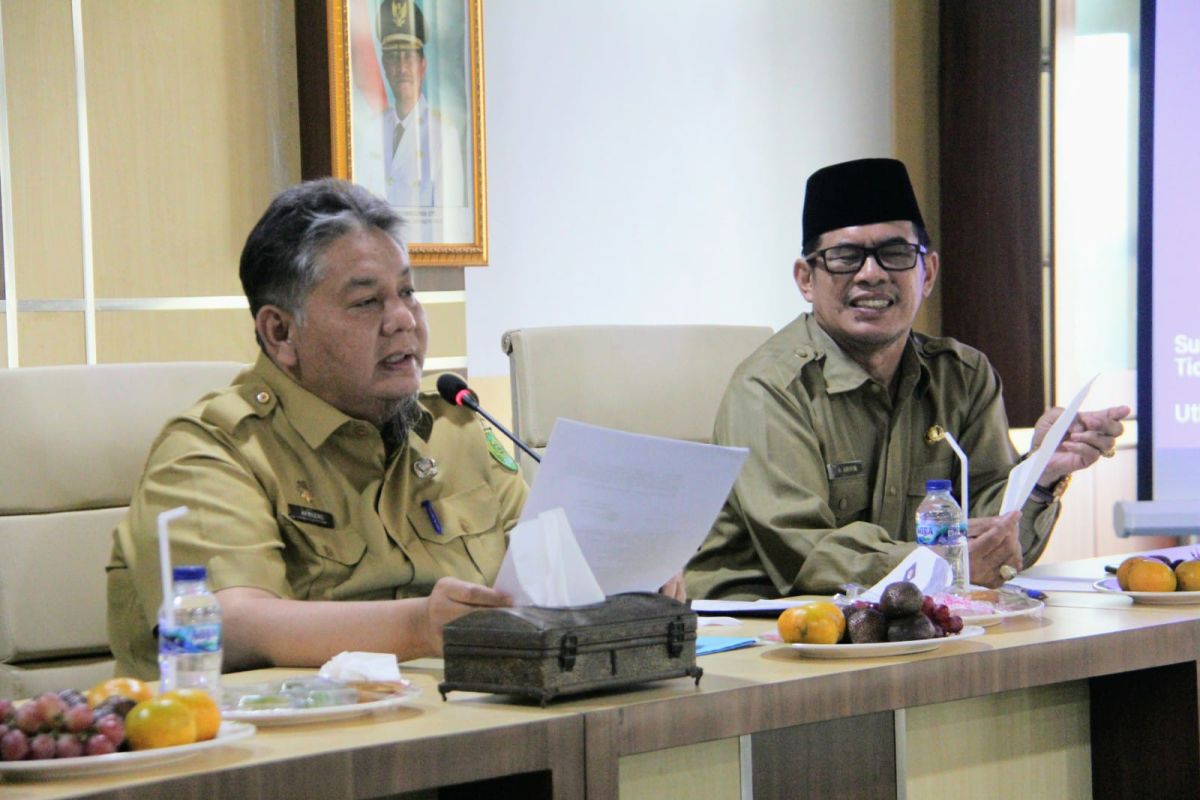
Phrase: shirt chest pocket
[
  {"left": 280, "top": 514, "right": 368, "bottom": 599},
  {"left": 827, "top": 475, "right": 870, "bottom": 527},
  {"left": 408, "top": 481, "right": 506, "bottom": 582},
  {"left": 907, "top": 458, "right": 957, "bottom": 500},
  {"left": 283, "top": 518, "right": 367, "bottom": 565}
]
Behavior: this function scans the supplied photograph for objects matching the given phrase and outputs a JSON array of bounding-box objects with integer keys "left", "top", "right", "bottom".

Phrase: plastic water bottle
[
  {"left": 159, "top": 565, "right": 223, "bottom": 696},
  {"left": 915, "top": 479, "right": 970, "bottom": 592}
]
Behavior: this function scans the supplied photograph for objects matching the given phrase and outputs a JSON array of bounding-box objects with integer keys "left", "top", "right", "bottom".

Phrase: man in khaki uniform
[
  {"left": 686, "top": 159, "right": 1129, "bottom": 599},
  {"left": 108, "top": 179, "right": 524, "bottom": 679}
]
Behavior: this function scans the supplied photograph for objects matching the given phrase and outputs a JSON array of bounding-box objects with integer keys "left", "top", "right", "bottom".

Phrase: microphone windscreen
[{"left": 436, "top": 372, "right": 471, "bottom": 405}]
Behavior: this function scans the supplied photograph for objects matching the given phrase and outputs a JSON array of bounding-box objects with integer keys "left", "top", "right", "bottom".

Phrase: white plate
[
  {"left": 0, "top": 720, "right": 255, "bottom": 781},
  {"left": 959, "top": 600, "right": 1045, "bottom": 627},
  {"left": 777, "top": 625, "right": 987, "bottom": 659},
  {"left": 1093, "top": 577, "right": 1200, "bottom": 605},
  {"left": 221, "top": 686, "right": 421, "bottom": 726}
]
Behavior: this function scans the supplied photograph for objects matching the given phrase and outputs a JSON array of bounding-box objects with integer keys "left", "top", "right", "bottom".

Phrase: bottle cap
[
  {"left": 925, "top": 479, "right": 952, "bottom": 492},
  {"left": 172, "top": 565, "right": 207, "bottom": 582}
]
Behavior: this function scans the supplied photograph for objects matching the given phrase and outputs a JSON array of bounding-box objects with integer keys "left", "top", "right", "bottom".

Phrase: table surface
[{"left": 8, "top": 548, "right": 1200, "bottom": 799}]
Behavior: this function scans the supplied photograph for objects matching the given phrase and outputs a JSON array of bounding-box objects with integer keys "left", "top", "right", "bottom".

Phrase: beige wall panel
[
  {"left": 424, "top": 301, "right": 465, "bottom": 358},
  {"left": 4, "top": 0, "right": 84, "bottom": 298},
  {"left": 0, "top": 314, "right": 6, "bottom": 367},
  {"left": 906, "top": 682, "right": 1091, "bottom": 799},
  {"left": 16, "top": 313, "right": 85, "bottom": 366},
  {"left": 893, "top": 0, "right": 942, "bottom": 337},
  {"left": 619, "top": 738, "right": 741, "bottom": 800},
  {"left": 96, "top": 310, "right": 257, "bottom": 364},
  {"left": 82, "top": 0, "right": 301, "bottom": 298}
]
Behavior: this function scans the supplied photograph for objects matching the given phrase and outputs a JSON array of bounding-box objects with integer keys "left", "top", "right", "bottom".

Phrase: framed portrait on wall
[{"left": 328, "top": 0, "right": 487, "bottom": 266}]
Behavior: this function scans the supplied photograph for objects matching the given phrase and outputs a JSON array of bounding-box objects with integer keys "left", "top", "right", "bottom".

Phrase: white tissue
[
  {"left": 493, "top": 507, "right": 606, "bottom": 607},
  {"left": 857, "top": 548, "right": 953, "bottom": 604},
  {"left": 318, "top": 651, "right": 403, "bottom": 682}
]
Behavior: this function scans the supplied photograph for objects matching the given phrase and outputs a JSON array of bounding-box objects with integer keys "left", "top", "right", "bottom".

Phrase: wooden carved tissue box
[{"left": 438, "top": 593, "right": 703, "bottom": 706}]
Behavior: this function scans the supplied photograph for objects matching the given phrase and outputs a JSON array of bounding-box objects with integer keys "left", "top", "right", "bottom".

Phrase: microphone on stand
[{"left": 436, "top": 373, "right": 542, "bottom": 464}]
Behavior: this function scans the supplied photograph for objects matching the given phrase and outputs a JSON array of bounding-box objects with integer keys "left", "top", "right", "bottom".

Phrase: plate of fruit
[
  {"left": 219, "top": 677, "right": 419, "bottom": 726},
  {"left": 928, "top": 588, "right": 1045, "bottom": 627},
  {"left": 1093, "top": 554, "right": 1200, "bottom": 605},
  {"left": 0, "top": 678, "right": 254, "bottom": 780},
  {"left": 769, "top": 581, "right": 985, "bottom": 658}
]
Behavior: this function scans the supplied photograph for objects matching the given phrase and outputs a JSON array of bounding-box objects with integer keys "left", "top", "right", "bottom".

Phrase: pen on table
[
  {"left": 1003, "top": 583, "right": 1047, "bottom": 601},
  {"left": 421, "top": 500, "right": 442, "bottom": 535}
]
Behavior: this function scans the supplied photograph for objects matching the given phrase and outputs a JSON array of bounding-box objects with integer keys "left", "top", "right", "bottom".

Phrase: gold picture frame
[{"left": 327, "top": 0, "right": 487, "bottom": 266}]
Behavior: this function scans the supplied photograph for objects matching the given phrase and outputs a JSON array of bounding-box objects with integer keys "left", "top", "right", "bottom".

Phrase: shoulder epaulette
[{"left": 199, "top": 383, "right": 272, "bottom": 433}]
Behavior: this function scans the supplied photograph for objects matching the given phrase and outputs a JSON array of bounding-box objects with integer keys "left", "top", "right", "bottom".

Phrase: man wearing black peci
[{"left": 686, "top": 158, "right": 1129, "bottom": 599}]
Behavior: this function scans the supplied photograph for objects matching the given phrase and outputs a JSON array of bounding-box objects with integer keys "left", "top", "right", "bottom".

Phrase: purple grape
[
  {"left": 14, "top": 702, "right": 44, "bottom": 734},
  {"left": 56, "top": 689, "right": 88, "bottom": 708},
  {"left": 34, "top": 692, "right": 66, "bottom": 722},
  {"left": 0, "top": 699, "right": 13, "bottom": 722},
  {"left": 94, "top": 714, "right": 125, "bottom": 748},
  {"left": 63, "top": 703, "right": 94, "bottom": 733},
  {"left": 55, "top": 733, "right": 84, "bottom": 759},
  {"left": 28, "top": 732, "right": 56, "bottom": 760},
  {"left": 946, "top": 615, "right": 964, "bottom": 634},
  {"left": 0, "top": 728, "right": 29, "bottom": 760},
  {"left": 84, "top": 734, "right": 116, "bottom": 756}
]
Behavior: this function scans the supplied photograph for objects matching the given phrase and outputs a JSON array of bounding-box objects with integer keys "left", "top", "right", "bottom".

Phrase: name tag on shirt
[
  {"left": 826, "top": 461, "right": 864, "bottom": 480},
  {"left": 288, "top": 504, "right": 335, "bottom": 529}
]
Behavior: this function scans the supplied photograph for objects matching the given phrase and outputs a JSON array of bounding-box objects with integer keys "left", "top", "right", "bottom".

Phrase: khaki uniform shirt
[
  {"left": 108, "top": 354, "right": 528, "bottom": 679},
  {"left": 685, "top": 314, "right": 1058, "bottom": 599}
]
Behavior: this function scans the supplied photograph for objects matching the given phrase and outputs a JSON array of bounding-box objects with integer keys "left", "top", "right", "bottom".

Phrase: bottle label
[
  {"left": 160, "top": 623, "right": 221, "bottom": 655},
  {"left": 916, "top": 521, "right": 967, "bottom": 546}
]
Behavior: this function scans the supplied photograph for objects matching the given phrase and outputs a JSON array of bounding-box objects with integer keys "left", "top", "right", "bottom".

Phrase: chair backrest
[
  {"left": 0, "top": 361, "right": 244, "bottom": 697},
  {"left": 501, "top": 325, "right": 773, "bottom": 480}
]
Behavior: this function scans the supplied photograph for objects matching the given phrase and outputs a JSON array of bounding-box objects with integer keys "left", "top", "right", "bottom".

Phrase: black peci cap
[
  {"left": 378, "top": 0, "right": 426, "bottom": 51},
  {"left": 801, "top": 158, "right": 925, "bottom": 248}
]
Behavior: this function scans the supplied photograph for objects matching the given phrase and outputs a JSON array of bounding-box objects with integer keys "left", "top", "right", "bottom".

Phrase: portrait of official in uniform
[{"left": 340, "top": 0, "right": 486, "bottom": 263}]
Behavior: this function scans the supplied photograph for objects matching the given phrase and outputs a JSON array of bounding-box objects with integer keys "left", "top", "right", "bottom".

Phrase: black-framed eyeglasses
[{"left": 806, "top": 242, "right": 927, "bottom": 274}]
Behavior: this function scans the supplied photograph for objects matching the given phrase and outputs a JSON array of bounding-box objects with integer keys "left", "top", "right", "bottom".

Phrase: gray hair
[{"left": 239, "top": 179, "right": 408, "bottom": 323}]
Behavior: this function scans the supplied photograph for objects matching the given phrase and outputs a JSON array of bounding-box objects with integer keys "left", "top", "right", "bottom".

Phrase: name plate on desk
[{"left": 438, "top": 593, "right": 702, "bottom": 706}]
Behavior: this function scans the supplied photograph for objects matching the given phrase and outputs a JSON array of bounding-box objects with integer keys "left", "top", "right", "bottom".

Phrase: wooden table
[
  {"left": 8, "top": 556, "right": 1200, "bottom": 799},
  {"left": 8, "top": 662, "right": 586, "bottom": 799}
]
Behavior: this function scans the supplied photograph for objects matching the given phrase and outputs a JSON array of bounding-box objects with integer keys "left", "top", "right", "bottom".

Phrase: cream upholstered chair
[
  {"left": 0, "top": 361, "right": 244, "bottom": 698},
  {"left": 501, "top": 325, "right": 773, "bottom": 480}
]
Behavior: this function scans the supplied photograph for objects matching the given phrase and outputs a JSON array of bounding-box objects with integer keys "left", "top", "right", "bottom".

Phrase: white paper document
[
  {"left": 691, "top": 598, "right": 812, "bottom": 615},
  {"left": 1000, "top": 374, "right": 1098, "bottom": 514},
  {"left": 518, "top": 419, "right": 749, "bottom": 597}
]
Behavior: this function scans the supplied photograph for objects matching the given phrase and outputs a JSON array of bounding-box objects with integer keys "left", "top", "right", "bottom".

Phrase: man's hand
[
  {"left": 967, "top": 511, "right": 1022, "bottom": 588},
  {"left": 658, "top": 573, "right": 687, "bottom": 602},
  {"left": 1033, "top": 405, "right": 1130, "bottom": 487},
  {"left": 419, "top": 577, "right": 513, "bottom": 655}
]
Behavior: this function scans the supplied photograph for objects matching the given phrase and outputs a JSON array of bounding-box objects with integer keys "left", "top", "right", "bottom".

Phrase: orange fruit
[
  {"left": 124, "top": 697, "right": 198, "bottom": 750},
  {"left": 777, "top": 606, "right": 808, "bottom": 643},
  {"left": 1126, "top": 558, "right": 1177, "bottom": 592},
  {"left": 161, "top": 689, "right": 221, "bottom": 741},
  {"left": 86, "top": 677, "right": 154, "bottom": 708},
  {"left": 1116, "top": 556, "right": 1147, "bottom": 591},
  {"left": 1175, "top": 560, "right": 1200, "bottom": 592},
  {"left": 801, "top": 601, "right": 847, "bottom": 644},
  {"left": 777, "top": 602, "right": 846, "bottom": 645}
]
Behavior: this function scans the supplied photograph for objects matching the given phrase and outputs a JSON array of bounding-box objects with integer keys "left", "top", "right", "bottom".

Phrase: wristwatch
[{"left": 1030, "top": 474, "right": 1071, "bottom": 504}]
